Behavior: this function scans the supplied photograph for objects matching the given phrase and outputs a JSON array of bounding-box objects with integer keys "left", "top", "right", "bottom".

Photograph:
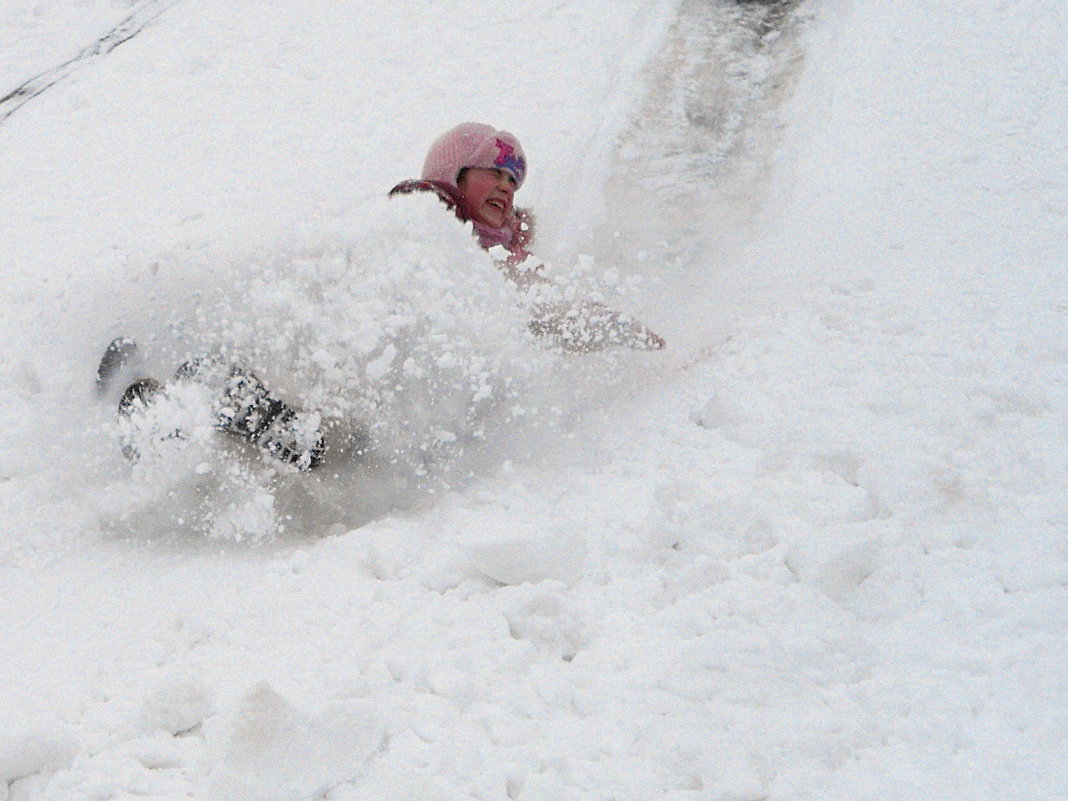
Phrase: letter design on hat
[{"left": 494, "top": 138, "right": 526, "bottom": 184}]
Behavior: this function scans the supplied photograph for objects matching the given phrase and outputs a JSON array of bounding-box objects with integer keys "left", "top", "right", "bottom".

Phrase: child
[
  {"left": 390, "top": 122, "right": 665, "bottom": 353},
  {"left": 104, "top": 123, "right": 663, "bottom": 472}
]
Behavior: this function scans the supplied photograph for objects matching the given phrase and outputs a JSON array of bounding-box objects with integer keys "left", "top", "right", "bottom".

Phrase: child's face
[{"left": 457, "top": 167, "right": 516, "bottom": 228}]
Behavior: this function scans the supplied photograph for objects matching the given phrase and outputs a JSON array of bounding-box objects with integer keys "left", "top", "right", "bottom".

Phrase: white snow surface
[{"left": 1, "top": 0, "right": 1066, "bottom": 799}]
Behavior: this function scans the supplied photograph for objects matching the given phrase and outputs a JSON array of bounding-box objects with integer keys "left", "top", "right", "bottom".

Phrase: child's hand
[
  {"left": 609, "top": 314, "right": 666, "bottom": 351},
  {"left": 529, "top": 301, "right": 665, "bottom": 353}
]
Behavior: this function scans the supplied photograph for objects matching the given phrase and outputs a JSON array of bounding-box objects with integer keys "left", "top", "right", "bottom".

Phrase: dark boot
[
  {"left": 118, "top": 377, "right": 162, "bottom": 413},
  {"left": 116, "top": 377, "right": 169, "bottom": 461},
  {"left": 96, "top": 337, "right": 139, "bottom": 396}
]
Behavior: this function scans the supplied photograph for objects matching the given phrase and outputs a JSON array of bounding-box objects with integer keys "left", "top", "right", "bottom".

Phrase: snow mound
[
  {"left": 202, "top": 682, "right": 382, "bottom": 801},
  {"left": 451, "top": 508, "right": 587, "bottom": 587},
  {"left": 0, "top": 728, "right": 78, "bottom": 786},
  {"left": 138, "top": 672, "right": 215, "bottom": 736}
]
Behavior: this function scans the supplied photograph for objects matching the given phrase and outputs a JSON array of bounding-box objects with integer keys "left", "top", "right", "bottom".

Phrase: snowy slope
[{"left": 1, "top": 0, "right": 1067, "bottom": 799}]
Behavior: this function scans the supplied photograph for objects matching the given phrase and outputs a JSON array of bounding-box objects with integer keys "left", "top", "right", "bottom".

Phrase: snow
[{"left": 1, "top": 0, "right": 1066, "bottom": 799}]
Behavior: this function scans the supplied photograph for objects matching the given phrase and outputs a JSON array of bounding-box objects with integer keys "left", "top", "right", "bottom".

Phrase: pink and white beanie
[{"left": 421, "top": 122, "right": 526, "bottom": 190}]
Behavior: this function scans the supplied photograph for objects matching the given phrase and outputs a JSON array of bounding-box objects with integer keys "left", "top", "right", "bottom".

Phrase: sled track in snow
[
  {"left": 606, "top": 0, "right": 810, "bottom": 243},
  {"left": 630, "top": 0, "right": 807, "bottom": 187},
  {"left": 0, "top": 0, "right": 183, "bottom": 124}
]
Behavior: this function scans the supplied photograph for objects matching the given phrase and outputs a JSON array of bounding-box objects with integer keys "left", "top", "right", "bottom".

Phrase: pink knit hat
[{"left": 421, "top": 122, "right": 526, "bottom": 189}]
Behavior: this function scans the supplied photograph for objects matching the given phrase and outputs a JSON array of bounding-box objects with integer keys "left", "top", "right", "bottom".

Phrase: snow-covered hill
[{"left": 1, "top": 1, "right": 1066, "bottom": 799}]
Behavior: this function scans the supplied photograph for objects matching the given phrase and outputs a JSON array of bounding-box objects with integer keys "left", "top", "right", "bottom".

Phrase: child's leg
[
  {"left": 107, "top": 344, "right": 325, "bottom": 471},
  {"left": 176, "top": 356, "right": 325, "bottom": 470}
]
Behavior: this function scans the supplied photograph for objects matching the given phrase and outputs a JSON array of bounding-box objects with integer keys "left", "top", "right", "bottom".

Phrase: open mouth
[{"left": 486, "top": 198, "right": 506, "bottom": 212}]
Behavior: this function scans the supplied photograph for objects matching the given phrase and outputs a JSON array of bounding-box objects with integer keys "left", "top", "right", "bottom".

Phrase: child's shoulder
[{"left": 388, "top": 179, "right": 465, "bottom": 215}]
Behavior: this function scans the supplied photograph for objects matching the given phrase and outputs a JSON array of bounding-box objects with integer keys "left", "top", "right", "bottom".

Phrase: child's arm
[{"left": 490, "top": 235, "right": 665, "bottom": 353}]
